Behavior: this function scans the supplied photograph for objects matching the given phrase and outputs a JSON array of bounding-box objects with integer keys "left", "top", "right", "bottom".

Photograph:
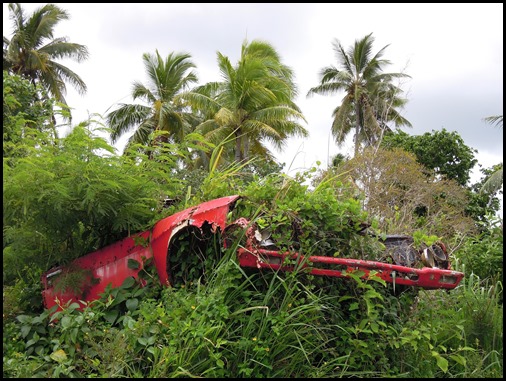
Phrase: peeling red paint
[{"left": 42, "top": 195, "right": 240, "bottom": 311}]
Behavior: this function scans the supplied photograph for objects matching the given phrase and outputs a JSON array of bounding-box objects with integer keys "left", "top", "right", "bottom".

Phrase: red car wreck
[{"left": 41, "top": 195, "right": 465, "bottom": 311}]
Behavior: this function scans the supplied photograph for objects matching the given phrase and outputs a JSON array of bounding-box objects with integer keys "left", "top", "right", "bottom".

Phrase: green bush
[{"left": 454, "top": 224, "right": 503, "bottom": 286}]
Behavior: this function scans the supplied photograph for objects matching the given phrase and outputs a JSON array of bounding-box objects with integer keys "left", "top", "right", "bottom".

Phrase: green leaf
[
  {"left": 104, "top": 310, "right": 119, "bottom": 325},
  {"left": 20, "top": 325, "right": 31, "bottom": 338},
  {"left": 126, "top": 298, "right": 139, "bottom": 312},
  {"left": 364, "top": 289, "right": 382, "bottom": 300},
  {"left": 70, "top": 328, "right": 78, "bottom": 343},
  {"left": 126, "top": 316, "right": 136, "bottom": 329},
  {"left": 16, "top": 315, "right": 31, "bottom": 324},
  {"left": 61, "top": 316, "right": 71, "bottom": 329},
  {"left": 26, "top": 338, "right": 37, "bottom": 347},
  {"left": 432, "top": 351, "right": 448, "bottom": 373},
  {"left": 121, "top": 276, "right": 136, "bottom": 289},
  {"left": 68, "top": 302, "right": 81, "bottom": 311},
  {"left": 138, "top": 337, "right": 147, "bottom": 346},
  {"left": 128, "top": 259, "right": 140, "bottom": 270},
  {"left": 111, "top": 292, "right": 126, "bottom": 306},
  {"left": 450, "top": 354, "right": 466, "bottom": 366},
  {"left": 50, "top": 349, "right": 68, "bottom": 363}
]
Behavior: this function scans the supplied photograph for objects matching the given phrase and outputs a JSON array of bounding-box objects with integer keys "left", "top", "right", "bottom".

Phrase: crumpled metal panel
[
  {"left": 41, "top": 195, "right": 241, "bottom": 311},
  {"left": 150, "top": 195, "right": 241, "bottom": 286},
  {"left": 41, "top": 230, "right": 152, "bottom": 311}
]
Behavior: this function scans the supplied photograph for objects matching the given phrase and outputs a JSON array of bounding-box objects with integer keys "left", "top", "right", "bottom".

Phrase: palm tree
[
  {"left": 481, "top": 115, "right": 503, "bottom": 195},
  {"left": 106, "top": 50, "right": 199, "bottom": 151},
  {"left": 182, "top": 39, "right": 308, "bottom": 164},
  {"left": 3, "top": 3, "right": 89, "bottom": 107},
  {"left": 307, "top": 33, "right": 411, "bottom": 157}
]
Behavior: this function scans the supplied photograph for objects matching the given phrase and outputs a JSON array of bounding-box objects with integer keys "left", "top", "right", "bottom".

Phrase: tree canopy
[
  {"left": 381, "top": 128, "right": 478, "bottom": 186},
  {"left": 3, "top": 3, "right": 89, "bottom": 110},
  {"left": 185, "top": 39, "right": 308, "bottom": 164},
  {"left": 307, "top": 33, "right": 411, "bottom": 156},
  {"left": 106, "top": 50, "right": 199, "bottom": 152}
]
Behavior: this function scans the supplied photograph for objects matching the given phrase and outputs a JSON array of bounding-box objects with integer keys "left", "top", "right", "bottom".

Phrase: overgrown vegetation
[
  {"left": 3, "top": 225, "right": 503, "bottom": 377},
  {"left": 3, "top": 13, "right": 503, "bottom": 377},
  {"left": 3, "top": 142, "right": 502, "bottom": 376}
]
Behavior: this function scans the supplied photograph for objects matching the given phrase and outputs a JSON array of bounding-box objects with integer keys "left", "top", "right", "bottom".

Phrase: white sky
[{"left": 3, "top": 3, "right": 504, "bottom": 185}]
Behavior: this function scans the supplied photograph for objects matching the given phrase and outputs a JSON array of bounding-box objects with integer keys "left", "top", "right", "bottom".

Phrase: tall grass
[
  {"left": 132, "top": 229, "right": 358, "bottom": 378},
  {"left": 402, "top": 257, "right": 503, "bottom": 378}
]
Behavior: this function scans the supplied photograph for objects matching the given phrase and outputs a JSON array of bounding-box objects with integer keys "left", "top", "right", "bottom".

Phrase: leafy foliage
[
  {"left": 186, "top": 38, "right": 308, "bottom": 164},
  {"left": 454, "top": 223, "right": 503, "bottom": 287},
  {"left": 239, "top": 167, "right": 374, "bottom": 258},
  {"left": 106, "top": 50, "right": 199, "bottom": 153},
  {"left": 379, "top": 127, "right": 500, "bottom": 230},
  {"left": 480, "top": 114, "right": 503, "bottom": 196},
  {"left": 465, "top": 165, "right": 502, "bottom": 231},
  {"left": 4, "top": 237, "right": 502, "bottom": 378},
  {"left": 3, "top": 70, "right": 58, "bottom": 160},
  {"left": 382, "top": 128, "right": 478, "bottom": 186},
  {"left": 3, "top": 122, "right": 184, "bottom": 286}
]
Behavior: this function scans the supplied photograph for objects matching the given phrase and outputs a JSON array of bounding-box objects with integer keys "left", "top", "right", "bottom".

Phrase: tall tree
[
  {"left": 183, "top": 39, "right": 308, "bottom": 163},
  {"left": 106, "top": 50, "right": 199, "bottom": 151},
  {"left": 307, "top": 33, "right": 411, "bottom": 156},
  {"left": 3, "top": 3, "right": 89, "bottom": 108},
  {"left": 333, "top": 147, "right": 476, "bottom": 237},
  {"left": 381, "top": 128, "right": 478, "bottom": 186}
]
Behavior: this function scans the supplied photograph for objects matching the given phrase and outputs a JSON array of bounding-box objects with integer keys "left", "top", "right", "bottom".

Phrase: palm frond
[
  {"left": 49, "top": 61, "right": 88, "bottom": 95},
  {"left": 483, "top": 115, "right": 503, "bottom": 128},
  {"left": 481, "top": 166, "right": 503, "bottom": 195},
  {"left": 40, "top": 39, "right": 89, "bottom": 62},
  {"left": 107, "top": 104, "right": 153, "bottom": 143}
]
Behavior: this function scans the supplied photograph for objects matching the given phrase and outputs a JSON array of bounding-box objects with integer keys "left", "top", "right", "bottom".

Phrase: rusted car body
[{"left": 41, "top": 195, "right": 464, "bottom": 311}]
